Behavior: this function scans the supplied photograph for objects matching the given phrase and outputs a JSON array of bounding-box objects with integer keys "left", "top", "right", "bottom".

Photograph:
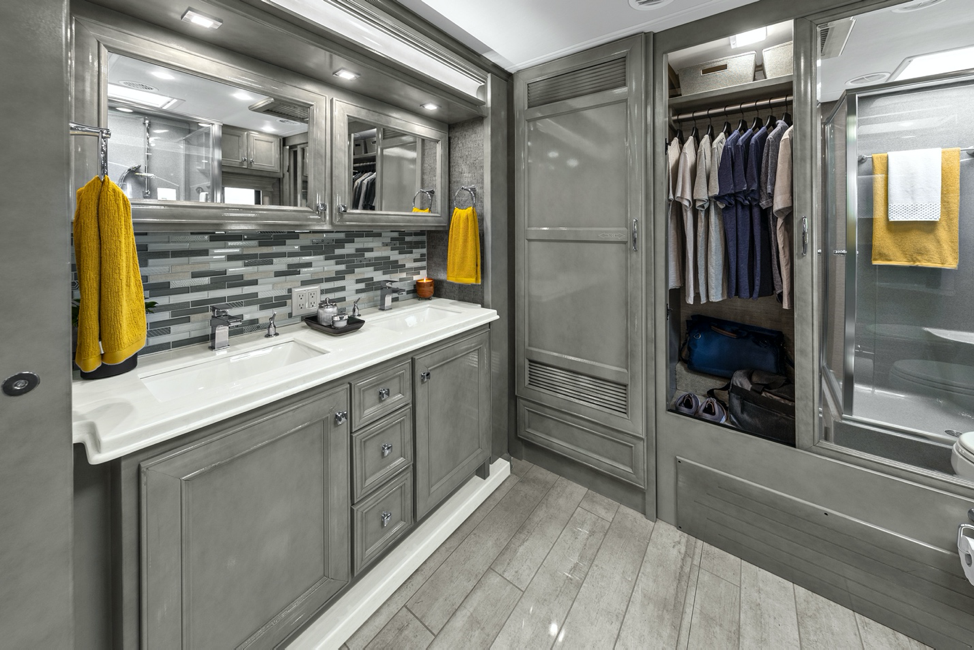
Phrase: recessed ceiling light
[
  {"left": 181, "top": 8, "right": 223, "bottom": 30},
  {"left": 421, "top": 103, "right": 439, "bottom": 111},
  {"left": 232, "top": 91, "right": 255, "bottom": 101},
  {"left": 891, "top": 0, "right": 946, "bottom": 12},
  {"left": 115, "top": 107, "right": 134, "bottom": 113},
  {"left": 107, "top": 83, "right": 180, "bottom": 109},
  {"left": 893, "top": 45, "right": 974, "bottom": 81},
  {"left": 150, "top": 70, "right": 176, "bottom": 80},
  {"left": 846, "top": 72, "right": 890, "bottom": 86},
  {"left": 730, "top": 27, "right": 767, "bottom": 49},
  {"left": 152, "top": 129, "right": 169, "bottom": 134},
  {"left": 628, "top": 0, "right": 674, "bottom": 9},
  {"left": 262, "top": 126, "right": 277, "bottom": 133},
  {"left": 333, "top": 69, "right": 360, "bottom": 80}
]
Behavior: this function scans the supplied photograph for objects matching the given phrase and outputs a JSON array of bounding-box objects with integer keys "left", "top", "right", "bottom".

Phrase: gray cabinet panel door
[
  {"left": 141, "top": 385, "right": 350, "bottom": 649},
  {"left": 414, "top": 330, "right": 492, "bottom": 519},
  {"left": 221, "top": 126, "right": 248, "bottom": 169},
  {"left": 515, "top": 37, "right": 645, "bottom": 440},
  {"left": 249, "top": 131, "right": 282, "bottom": 172}
]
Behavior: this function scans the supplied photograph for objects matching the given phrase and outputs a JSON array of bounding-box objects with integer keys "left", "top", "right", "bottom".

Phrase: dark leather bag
[
  {"left": 710, "top": 369, "right": 795, "bottom": 445},
  {"left": 681, "top": 315, "right": 787, "bottom": 379}
]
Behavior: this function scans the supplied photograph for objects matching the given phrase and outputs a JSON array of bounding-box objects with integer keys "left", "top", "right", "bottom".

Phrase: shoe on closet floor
[
  {"left": 697, "top": 397, "right": 728, "bottom": 424},
  {"left": 674, "top": 392, "right": 700, "bottom": 415}
]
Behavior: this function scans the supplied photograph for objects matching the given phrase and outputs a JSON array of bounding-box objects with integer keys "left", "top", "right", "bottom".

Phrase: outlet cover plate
[{"left": 292, "top": 286, "right": 319, "bottom": 316}]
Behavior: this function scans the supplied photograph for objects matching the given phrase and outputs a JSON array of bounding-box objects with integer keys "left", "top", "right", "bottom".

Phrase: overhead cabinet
[{"left": 222, "top": 126, "right": 283, "bottom": 173}]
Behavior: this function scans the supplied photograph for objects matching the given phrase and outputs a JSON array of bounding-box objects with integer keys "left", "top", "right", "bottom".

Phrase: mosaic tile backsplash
[{"left": 73, "top": 230, "right": 427, "bottom": 355}]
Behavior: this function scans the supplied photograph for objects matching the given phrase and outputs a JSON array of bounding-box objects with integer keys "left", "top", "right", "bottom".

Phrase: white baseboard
[{"left": 288, "top": 458, "right": 512, "bottom": 650}]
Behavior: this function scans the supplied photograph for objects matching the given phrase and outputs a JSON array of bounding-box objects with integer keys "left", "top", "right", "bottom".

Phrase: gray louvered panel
[
  {"left": 527, "top": 360, "right": 628, "bottom": 415},
  {"left": 527, "top": 58, "right": 627, "bottom": 108},
  {"left": 677, "top": 459, "right": 974, "bottom": 650}
]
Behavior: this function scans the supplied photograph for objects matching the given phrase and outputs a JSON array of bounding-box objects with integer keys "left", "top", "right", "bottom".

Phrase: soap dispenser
[{"left": 317, "top": 298, "right": 337, "bottom": 326}]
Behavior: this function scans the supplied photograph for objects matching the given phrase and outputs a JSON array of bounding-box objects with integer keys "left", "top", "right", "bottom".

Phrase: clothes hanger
[
  {"left": 765, "top": 99, "right": 777, "bottom": 129},
  {"left": 750, "top": 112, "right": 764, "bottom": 131},
  {"left": 737, "top": 104, "right": 748, "bottom": 133},
  {"left": 689, "top": 116, "right": 699, "bottom": 142},
  {"left": 705, "top": 109, "right": 715, "bottom": 139},
  {"left": 782, "top": 101, "right": 793, "bottom": 127},
  {"left": 722, "top": 120, "right": 732, "bottom": 136},
  {"left": 676, "top": 128, "right": 685, "bottom": 146}
]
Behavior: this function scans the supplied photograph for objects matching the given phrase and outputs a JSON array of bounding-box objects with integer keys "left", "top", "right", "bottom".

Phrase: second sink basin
[
  {"left": 141, "top": 340, "right": 326, "bottom": 402},
  {"left": 370, "top": 305, "right": 461, "bottom": 333}
]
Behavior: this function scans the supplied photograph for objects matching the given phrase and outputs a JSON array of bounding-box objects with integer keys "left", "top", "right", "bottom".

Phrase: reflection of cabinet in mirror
[
  {"left": 222, "top": 127, "right": 282, "bottom": 173},
  {"left": 334, "top": 100, "right": 449, "bottom": 229}
]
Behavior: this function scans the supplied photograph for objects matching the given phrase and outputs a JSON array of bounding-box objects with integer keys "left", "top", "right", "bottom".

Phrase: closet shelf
[{"left": 669, "top": 75, "right": 793, "bottom": 113}]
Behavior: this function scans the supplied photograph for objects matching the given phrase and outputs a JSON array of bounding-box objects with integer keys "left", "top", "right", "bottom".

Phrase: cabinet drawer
[
  {"left": 352, "top": 407, "right": 412, "bottom": 502},
  {"left": 353, "top": 469, "right": 413, "bottom": 575},
  {"left": 351, "top": 361, "right": 411, "bottom": 430}
]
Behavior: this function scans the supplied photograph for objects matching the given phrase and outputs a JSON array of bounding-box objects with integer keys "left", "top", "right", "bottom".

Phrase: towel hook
[
  {"left": 412, "top": 188, "right": 435, "bottom": 211},
  {"left": 70, "top": 122, "right": 111, "bottom": 180},
  {"left": 454, "top": 185, "right": 477, "bottom": 209}
]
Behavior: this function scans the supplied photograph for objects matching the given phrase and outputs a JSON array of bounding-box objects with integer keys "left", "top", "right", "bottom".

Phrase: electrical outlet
[{"left": 291, "top": 287, "right": 318, "bottom": 316}]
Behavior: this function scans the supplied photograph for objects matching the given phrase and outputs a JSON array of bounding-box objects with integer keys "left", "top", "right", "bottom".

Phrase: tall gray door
[
  {"left": 0, "top": 0, "right": 74, "bottom": 646},
  {"left": 514, "top": 37, "right": 646, "bottom": 485}
]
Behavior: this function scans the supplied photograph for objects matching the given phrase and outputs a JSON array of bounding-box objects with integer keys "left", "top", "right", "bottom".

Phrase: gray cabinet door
[
  {"left": 221, "top": 126, "right": 248, "bottom": 169},
  {"left": 514, "top": 38, "right": 646, "bottom": 455},
  {"left": 140, "top": 385, "right": 350, "bottom": 649},
  {"left": 414, "top": 330, "right": 491, "bottom": 519},
  {"left": 249, "top": 131, "right": 282, "bottom": 172}
]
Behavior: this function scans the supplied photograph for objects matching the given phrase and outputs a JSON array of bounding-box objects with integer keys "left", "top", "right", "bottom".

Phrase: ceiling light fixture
[
  {"left": 628, "top": 0, "right": 674, "bottom": 9},
  {"left": 892, "top": 45, "right": 974, "bottom": 81},
  {"left": 730, "top": 27, "right": 768, "bottom": 49},
  {"left": 107, "top": 83, "right": 181, "bottom": 109},
  {"left": 891, "top": 0, "right": 946, "bottom": 12},
  {"left": 150, "top": 70, "right": 176, "bottom": 80},
  {"left": 181, "top": 8, "right": 223, "bottom": 30},
  {"left": 333, "top": 69, "right": 360, "bottom": 80},
  {"left": 846, "top": 72, "right": 890, "bottom": 87},
  {"left": 115, "top": 107, "right": 134, "bottom": 113},
  {"left": 420, "top": 103, "right": 439, "bottom": 111},
  {"left": 232, "top": 91, "right": 255, "bottom": 101}
]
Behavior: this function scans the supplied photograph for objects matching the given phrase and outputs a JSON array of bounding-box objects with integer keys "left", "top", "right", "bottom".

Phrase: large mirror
[
  {"left": 106, "top": 54, "right": 311, "bottom": 208},
  {"left": 334, "top": 100, "right": 448, "bottom": 226}
]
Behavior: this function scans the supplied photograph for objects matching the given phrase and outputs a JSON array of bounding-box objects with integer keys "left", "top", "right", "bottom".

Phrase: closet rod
[
  {"left": 857, "top": 147, "right": 974, "bottom": 163},
  {"left": 671, "top": 94, "right": 793, "bottom": 124}
]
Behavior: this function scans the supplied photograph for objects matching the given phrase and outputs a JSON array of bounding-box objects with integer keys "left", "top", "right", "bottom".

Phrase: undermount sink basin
[
  {"left": 141, "top": 340, "right": 325, "bottom": 402},
  {"left": 370, "top": 306, "right": 460, "bottom": 332}
]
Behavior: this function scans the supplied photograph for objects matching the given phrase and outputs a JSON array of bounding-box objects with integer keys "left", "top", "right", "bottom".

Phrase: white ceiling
[
  {"left": 818, "top": 0, "right": 974, "bottom": 102},
  {"left": 108, "top": 55, "right": 310, "bottom": 137},
  {"left": 396, "top": 0, "right": 758, "bottom": 71}
]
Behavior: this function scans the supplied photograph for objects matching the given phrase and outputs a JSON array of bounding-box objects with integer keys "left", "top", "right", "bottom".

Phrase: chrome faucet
[
  {"left": 265, "top": 311, "right": 279, "bottom": 338},
  {"left": 209, "top": 304, "right": 244, "bottom": 350},
  {"left": 351, "top": 297, "right": 362, "bottom": 319},
  {"left": 379, "top": 280, "right": 406, "bottom": 311}
]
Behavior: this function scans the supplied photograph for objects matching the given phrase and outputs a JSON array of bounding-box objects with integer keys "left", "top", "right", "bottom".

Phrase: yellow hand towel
[
  {"left": 74, "top": 177, "right": 146, "bottom": 372},
  {"left": 446, "top": 206, "right": 481, "bottom": 284},
  {"left": 871, "top": 148, "right": 960, "bottom": 268},
  {"left": 412, "top": 207, "right": 430, "bottom": 213}
]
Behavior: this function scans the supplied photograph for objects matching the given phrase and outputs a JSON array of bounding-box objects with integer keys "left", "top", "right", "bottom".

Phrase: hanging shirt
[
  {"left": 773, "top": 126, "right": 794, "bottom": 310},
  {"left": 761, "top": 121, "right": 790, "bottom": 300},
  {"left": 733, "top": 129, "right": 755, "bottom": 298},
  {"left": 707, "top": 131, "right": 728, "bottom": 302},
  {"left": 666, "top": 138, "right": 683, "bottom": 290},
  {"left": 675, "top": 135, "right": 698, "bottom": 304},
  {"left": 715, "top": 131, "right": 741, "bottom": 296},
  {"left": 746, "top": 126, "right": 774, "bottom": 299},
  {"left": 692, "top": 133, "right": 712, "bottom": 304}
]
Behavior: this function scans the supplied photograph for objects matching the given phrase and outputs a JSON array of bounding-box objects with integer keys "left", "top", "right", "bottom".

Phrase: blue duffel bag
[{"left": 681, "top": 314, "right": 787, "bottom": 379}]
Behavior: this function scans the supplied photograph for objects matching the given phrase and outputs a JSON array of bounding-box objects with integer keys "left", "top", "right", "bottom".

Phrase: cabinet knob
[
  {"left": 378, "top": 387, "right": 391, "bottom": 401},
  {"left": 334, "top": 410, "right": 348, "bottom": 426},
  {"left": 381, "top": 442, "right": 393, "bottom": 458},
  {"left": 420, "top": 371, "right": 431, "bottom": 383},
  {"left": 380, "top": 511, "right": 392, "bottom": 527}
]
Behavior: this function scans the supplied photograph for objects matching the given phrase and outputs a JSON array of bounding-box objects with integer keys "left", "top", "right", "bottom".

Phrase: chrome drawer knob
[
  {"left": 378, "top": 387, "right": 391, "bottom": 401},
  {"left": 334, "top": 411, "right": 348, "bottom": 426},
  {"left": 381, "top": 443, "right": 393, "bottom": 458},
  {"left": 380, "top": 511, "right": 392, "bottom": 527},
  {"left": 420, "top": 371, "right": 431, "bottom": 383}
]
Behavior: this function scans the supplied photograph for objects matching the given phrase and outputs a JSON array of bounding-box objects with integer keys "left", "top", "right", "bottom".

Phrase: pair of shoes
[{"left": 673, "top": 392, "right": 728, "bottom": 424}]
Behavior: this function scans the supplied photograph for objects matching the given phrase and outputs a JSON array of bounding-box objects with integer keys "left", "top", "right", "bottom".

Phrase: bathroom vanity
[{"left": 73, "top": 300, "right": 496, "bottom": 647}]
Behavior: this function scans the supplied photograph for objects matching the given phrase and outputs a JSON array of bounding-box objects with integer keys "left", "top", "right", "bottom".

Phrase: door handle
[
  {"left": 420, "top": 371, "right": 431, "bottom": 383},
  {"left": 381, "top": 442, "right": 393, "bottom": 458},
  {"left": 632, "top": 219, "right": 639, "bottom": 252},
  {"left": 378, "top": 387, "right": 391, "bottom": 401},
  {"left": 380, "top": 511, "right": 393, "bottom": 527},
  {"left": 334, "top": 410, "right": 348, "bottom": 426},
  {"left": 801, "top": 216, "right": 809, "bottom": 257}
]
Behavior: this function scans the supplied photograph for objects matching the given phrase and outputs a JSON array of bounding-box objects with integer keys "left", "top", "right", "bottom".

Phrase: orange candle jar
[{"left": 416, "top": 277, "right": 434, "bottom": 299}]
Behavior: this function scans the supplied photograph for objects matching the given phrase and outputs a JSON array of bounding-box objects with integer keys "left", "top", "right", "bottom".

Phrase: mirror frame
[
  {"left": 72, "top": 13, "right": 329, "bottom": 230},
  {"left": 333, "top": 99, "right": 449, "bottom": 229}
]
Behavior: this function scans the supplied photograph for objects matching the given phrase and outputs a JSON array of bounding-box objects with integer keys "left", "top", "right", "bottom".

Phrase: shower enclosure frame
[{"left": 820, "top": 71, "right": 974, "bottom": 448}]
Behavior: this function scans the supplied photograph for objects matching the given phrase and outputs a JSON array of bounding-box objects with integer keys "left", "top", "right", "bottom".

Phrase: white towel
[{"left": 887, "top": 148, "right": 942, "bottom": 221}]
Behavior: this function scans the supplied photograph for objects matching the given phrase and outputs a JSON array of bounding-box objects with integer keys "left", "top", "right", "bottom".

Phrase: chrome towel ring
[
  {"left": 412, "top": 188, "right": 435, "bottom": 210},
  {"left": 454, "top": 185, "right": 477, "bottom": 209}
]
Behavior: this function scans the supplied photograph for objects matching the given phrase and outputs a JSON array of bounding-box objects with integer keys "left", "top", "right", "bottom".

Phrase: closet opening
[{"left": 664, "top": 21, "right": 797, "bottom": 446}]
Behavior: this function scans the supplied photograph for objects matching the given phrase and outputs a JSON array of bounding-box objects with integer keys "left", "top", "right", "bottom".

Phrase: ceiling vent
[
  {"left": 819, "top": 17, "right": 855, "bottom": 60},
  {"left": 847, "top": 72, "right": 890, "bottom": 86},
  {"left": 628, "top": 0, "right": 674, "bottom": 10},
  {"left": 119, "top": 80, "right": 158, "bottom": 92},
  {"left": 892, "top": 0, "right": 946, "bottom": 12},
  {"left": 247, "top": 98, "right": 310, "bottom": 123}
]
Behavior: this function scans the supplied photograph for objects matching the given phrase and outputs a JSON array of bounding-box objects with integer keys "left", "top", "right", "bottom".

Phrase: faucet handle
[
  {"left": 210, "top": 304, "right": 231, "bottom": 317},
  {"left": 381, "top": 280, "right": 397, "bottom": 288}
]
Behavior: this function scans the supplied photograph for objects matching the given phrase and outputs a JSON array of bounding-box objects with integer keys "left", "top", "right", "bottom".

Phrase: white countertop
[{"left": 73, "top": 299, "right": 498, "bottom": 464}]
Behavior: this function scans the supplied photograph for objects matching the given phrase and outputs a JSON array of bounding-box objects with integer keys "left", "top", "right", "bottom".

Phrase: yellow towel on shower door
[
  {"left": 446, "top": 206, "right": 481, "bottom": 284},
  {"left": 74, "top": 177, "right": 146, "bottom": 372},
  {"left": 871, "top": 149, "right": 960, "bottom": 268}
]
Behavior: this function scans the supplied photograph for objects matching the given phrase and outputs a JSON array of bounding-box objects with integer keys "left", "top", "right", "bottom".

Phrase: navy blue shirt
[{"left": 716, "top": 131, "right": 740, "bottom": 295}]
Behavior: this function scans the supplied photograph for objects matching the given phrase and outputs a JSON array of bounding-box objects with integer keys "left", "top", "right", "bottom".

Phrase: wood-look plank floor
[{"left": 345, "top": 460, "right": 931, "bottom": 650}]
